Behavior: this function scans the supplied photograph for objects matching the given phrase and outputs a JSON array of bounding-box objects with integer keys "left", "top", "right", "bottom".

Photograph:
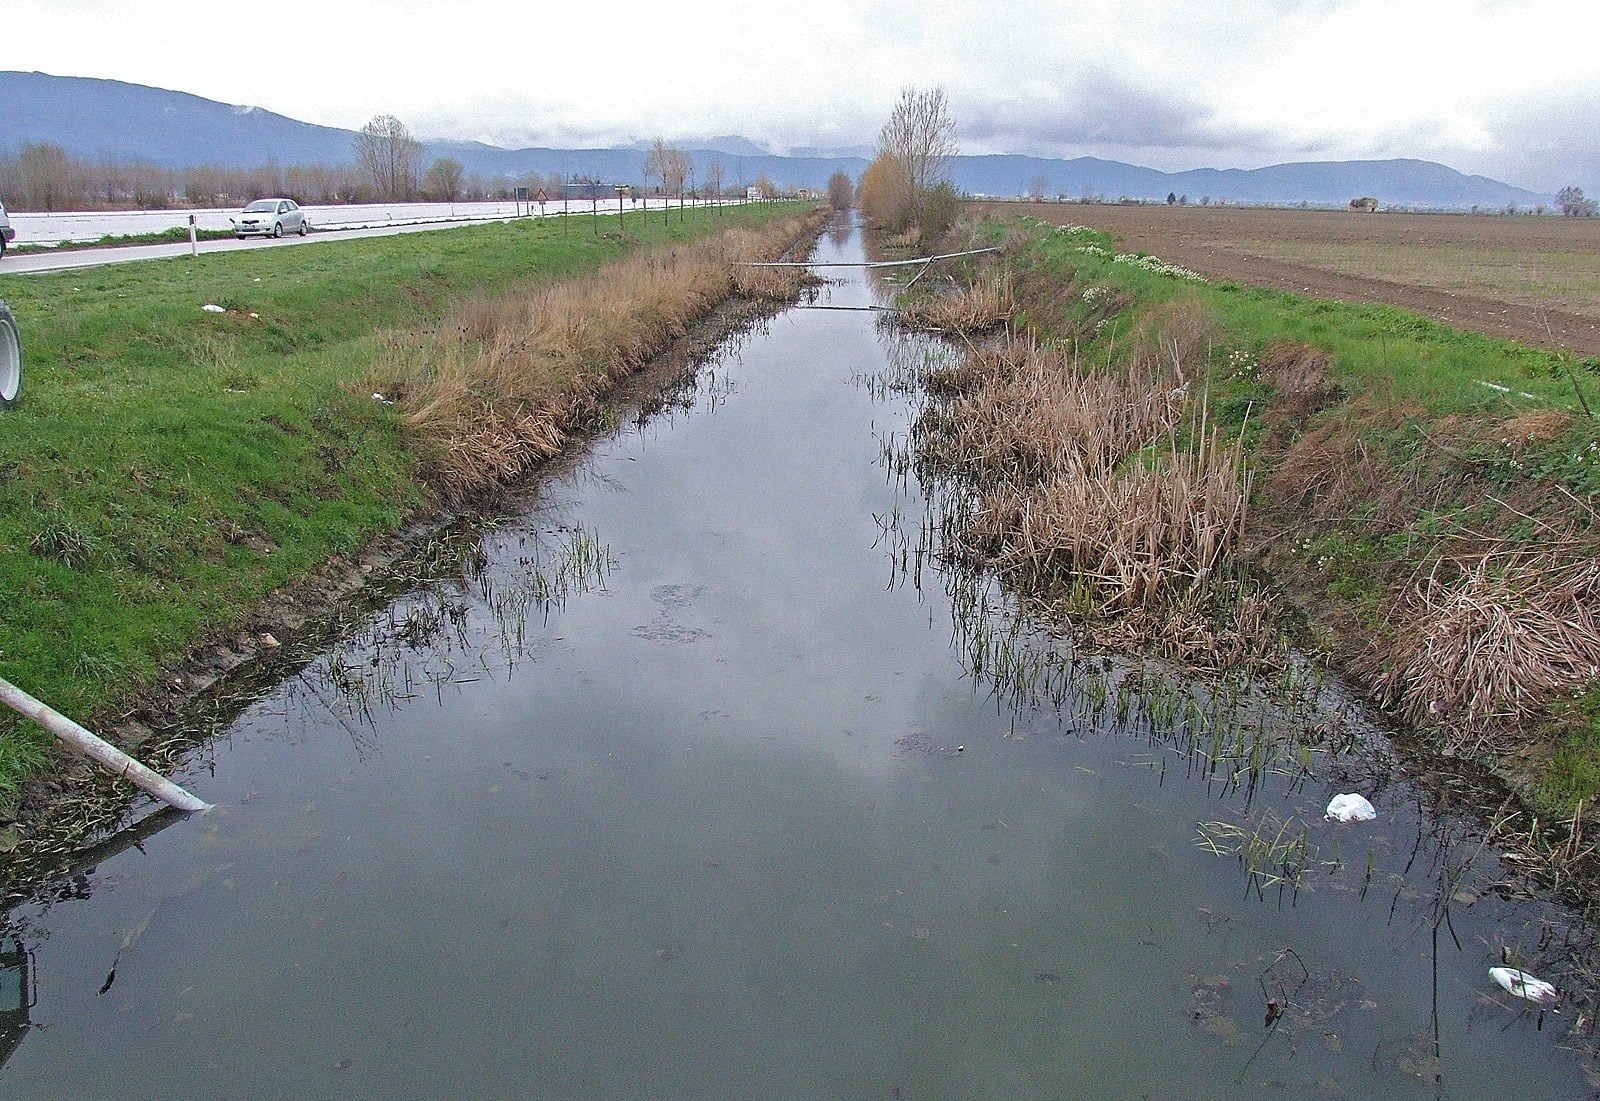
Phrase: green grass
[
  {"left": 0, "top": 202, "right": 800, "bottom": 800},
  {"left": 1535, "top": 689, "right": 1600, "bottom": 814},
  {"left": 1028, "top": 221, "right": 1600, "bottom": 417}
]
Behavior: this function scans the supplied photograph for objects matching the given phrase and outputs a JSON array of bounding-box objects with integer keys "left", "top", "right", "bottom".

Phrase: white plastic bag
[
  {"left": 1490, "top": 966, "right": 1557, "bottom": 1005},
  {"left": 1324, "top": 793, "right": 1377, "bottom": 823}
]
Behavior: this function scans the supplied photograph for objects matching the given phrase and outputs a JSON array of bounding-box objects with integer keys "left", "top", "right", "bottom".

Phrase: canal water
[{"left": 0, "top": 218, "right": 1591, "bottom": 1098}]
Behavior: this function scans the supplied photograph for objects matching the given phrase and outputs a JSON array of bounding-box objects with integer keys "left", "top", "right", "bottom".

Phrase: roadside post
[
  {"left": 187, "top": 214, "right": 197, "bottom": 258},
  {"left": 616, "top": 184, "right": 627, "bottom": 233}
]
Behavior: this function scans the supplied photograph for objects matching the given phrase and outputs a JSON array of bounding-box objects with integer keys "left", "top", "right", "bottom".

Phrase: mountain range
[{"left": 0, "top": 70, "right": 1551, "bottom": 208}]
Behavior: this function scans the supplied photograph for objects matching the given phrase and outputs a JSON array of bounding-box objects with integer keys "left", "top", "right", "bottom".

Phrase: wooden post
[{"left": 0, "top": 676, "right": 211, "bottom": 812}]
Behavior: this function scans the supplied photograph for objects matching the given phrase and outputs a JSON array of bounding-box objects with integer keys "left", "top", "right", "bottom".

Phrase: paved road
[{"left": 0, "top": 213, "right": 537, "bottom": 275}]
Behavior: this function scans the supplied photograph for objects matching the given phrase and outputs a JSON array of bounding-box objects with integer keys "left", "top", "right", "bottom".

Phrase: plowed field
[{"left": 987, "top": 202, "right": 1600, "bottom": 355}]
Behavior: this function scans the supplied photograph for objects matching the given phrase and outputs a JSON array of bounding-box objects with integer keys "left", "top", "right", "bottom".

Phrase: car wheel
[
  {"left": 0, "top": 237, "right": 7, "bottom": 259},
  {"left": 272, "top": 222, "right": 283, "bottom": 238},
  {"left": 298, "top": 221, "right": 308, "bottom": 237},
  {"left": 236, "top": 233, "right": 247, "bottom": 241},
  {"left": 0, "top": 300, "right": 23, "bottom": 410}
]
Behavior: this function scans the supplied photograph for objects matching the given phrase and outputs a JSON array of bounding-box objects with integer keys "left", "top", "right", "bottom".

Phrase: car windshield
[{"left": 243, "top": 201, "right": 277, "bottom": 212}]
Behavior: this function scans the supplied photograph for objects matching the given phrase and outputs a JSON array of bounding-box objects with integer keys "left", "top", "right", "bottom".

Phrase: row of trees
[
  {"left": 0, "top": 120, "right": 790, "bottom": 212},
  {"left": 0, "top": 141, "right": 543, "bottom": 211},
  {"left": 641, "top": 140, "right": 787, "bottom": 202}
]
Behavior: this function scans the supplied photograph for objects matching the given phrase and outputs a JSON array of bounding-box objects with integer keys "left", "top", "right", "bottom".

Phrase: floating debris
[
  {"left": 1490, "top": 966, "right": 1558, "bottom": 1005},
  {"left": 1324, "top": 793, "right": 1377, "bottom": 823}
]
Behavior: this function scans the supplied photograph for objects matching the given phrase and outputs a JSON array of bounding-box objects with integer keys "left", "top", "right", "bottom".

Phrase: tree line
[
  {"left": 0, "top": 141, "right": 570, "bottom": 212},
  {"left": 0, "top": 114, "right": 796, "bottom": 213}
]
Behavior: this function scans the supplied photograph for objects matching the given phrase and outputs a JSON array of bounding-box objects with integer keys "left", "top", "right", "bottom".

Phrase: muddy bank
[{"left": 0, "top": 220, "right": 823, "bottom": 896}]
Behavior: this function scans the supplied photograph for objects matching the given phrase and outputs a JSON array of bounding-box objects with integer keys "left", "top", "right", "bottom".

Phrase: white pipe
[
  {"left": 737, "top": 246, "right": 1003, "bottom": 269},
  {"left": 0, "top": 676, "right": 211, "bottom": 812}
]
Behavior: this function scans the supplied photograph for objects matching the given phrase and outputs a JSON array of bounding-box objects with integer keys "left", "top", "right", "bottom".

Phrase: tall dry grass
[
  {"left": 914, "top": 293, "right": 1269, "bottom": 665},
  {"left": 1377, "top": 551, "right": 1600, "bottom": 751},
  {"left": 898, "top": 269, "right": 1015, "bottom": 334},
  {"left": 920, "top": 338, "right": 1187, "bottom": 483},
  {"left": 965, "top": 427, "right": 1250, "bottom": 616},
  {"left": 376, "top": 214, "right": 819, "bottom": 501}
]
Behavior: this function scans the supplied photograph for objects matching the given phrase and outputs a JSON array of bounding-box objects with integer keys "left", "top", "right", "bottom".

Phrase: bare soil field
[{"left": 986, "top": 202, "right": 1600, "bottom": 355}]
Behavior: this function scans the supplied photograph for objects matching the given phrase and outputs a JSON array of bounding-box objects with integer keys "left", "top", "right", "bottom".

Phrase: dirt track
[{"left": 987, "top": 202, "right": 1600, "bottom": 356}]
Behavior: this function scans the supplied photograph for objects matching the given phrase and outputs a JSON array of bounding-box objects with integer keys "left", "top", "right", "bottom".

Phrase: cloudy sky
[{"left": 11, "top": 0, "right": 1598, "bottom": 188}]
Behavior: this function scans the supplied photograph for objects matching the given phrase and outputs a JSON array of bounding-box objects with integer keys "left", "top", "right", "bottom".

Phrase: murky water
[{"left": 1, "top": 218, "right": 1593, "bottom": 1098}]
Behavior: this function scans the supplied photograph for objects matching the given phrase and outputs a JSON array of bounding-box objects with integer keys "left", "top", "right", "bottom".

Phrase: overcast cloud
[{"left": 9, "top": 0, "right": 1598, "bottom": 189}]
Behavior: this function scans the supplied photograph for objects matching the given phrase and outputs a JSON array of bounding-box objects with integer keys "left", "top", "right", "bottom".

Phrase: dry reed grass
[
  {"left": 899, "top": 269, "right": 1016, "bottom": 334},
  {"left": 731, "top": 261, "right": 811, "bottom": 302},
  {"left": 915, "top": 289, "right": 1270, "bottom": 665},
  {"left": 1377, "top": 551, "right": 1600, "bottom": 750},
  {"left": 922, "top": 339, "right": 1187, "bottom": 483},
  {"left": 1499, "top": 408, "right": 1575, "bottom": 447},
  {"left": 922, "top": 339, "right": 1033, "bottom": 397},
  {"left": 966, "top": 427, "right": 1251, "bottom": 617},
  {"left": 378, "top": 214, "right": 819, "bottom": 501}
]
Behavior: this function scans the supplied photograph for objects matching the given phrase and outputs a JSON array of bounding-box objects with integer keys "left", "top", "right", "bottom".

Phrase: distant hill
[
  {"left": 952, "top": 154, "right": 1545, "bottom": 209},
  {"left": 0, "top": 71, "right": 1551, "bottom": 209}
]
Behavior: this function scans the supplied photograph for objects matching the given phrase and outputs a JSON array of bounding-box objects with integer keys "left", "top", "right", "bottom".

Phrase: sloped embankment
[
  {"left": 898, "top": 213, "right": 1600, "bottom": 889},
  {"left": 0, "top": 205, "right": 823, "bottom": 859}
]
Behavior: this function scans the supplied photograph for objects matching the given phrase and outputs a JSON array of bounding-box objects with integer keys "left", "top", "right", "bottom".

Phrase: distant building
[
  {"left": 747, "top": 186, "right": 761, "bottom": 201},
  {"left": 1349, "top": 197, "right": 1379, "bottom": 213}
]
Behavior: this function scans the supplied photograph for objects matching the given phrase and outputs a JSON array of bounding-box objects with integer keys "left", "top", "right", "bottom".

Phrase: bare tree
[
  {"left": 1557, "top": 185, "right": 1597, "bottom": 217},
  {"left": 424, "top": 157, "right": 465, "bottom": 201},
  {"left": 355, "top": 115, "right": 421, "bottom": 201},
  {"left": 643, "top": 138, "right": 671, "bottom": 197},
  {"left": 1028, "top": 174, "right": 1047, "bottom": 201},
  {"left": 17, "top": 142, "right": 74, "bottom": 211},
  {"left": 878, "top": 87, "right": 958, "bottom": 221},
  {"left": 706, "top": 161, "right": 725, "bottom": 211},
  {"left": 828, "top": 170, "right": 854, "bottom": 210},
  {"left": 664, "top": 149, "right": 691, "bottom": 199}
]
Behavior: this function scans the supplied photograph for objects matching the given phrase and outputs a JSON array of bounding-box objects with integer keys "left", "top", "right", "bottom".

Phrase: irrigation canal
[{"left": 0, "top": 217, "right": 1591, "bottom": 1098}]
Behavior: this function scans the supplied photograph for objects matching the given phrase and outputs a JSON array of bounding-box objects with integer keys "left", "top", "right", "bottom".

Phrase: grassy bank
[
  {"left": 901, "top": 214, "right": 1600, "bottom": 836},
  {"left": 0, "top": 202, "right": 812, "bottom": 805}
]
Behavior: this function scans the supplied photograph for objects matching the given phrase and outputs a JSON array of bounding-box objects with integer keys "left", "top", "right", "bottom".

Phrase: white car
[
  {"left": 0, "top": 200, "right": 14, "bottom": 258},
  {"left": 230, "top": 198, "right": 308, "bottom": 239}
]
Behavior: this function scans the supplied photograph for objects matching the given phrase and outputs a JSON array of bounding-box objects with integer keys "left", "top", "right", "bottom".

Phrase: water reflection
[{"left": 0, "top": 215, "right": 1593, "bottom": 1097}]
